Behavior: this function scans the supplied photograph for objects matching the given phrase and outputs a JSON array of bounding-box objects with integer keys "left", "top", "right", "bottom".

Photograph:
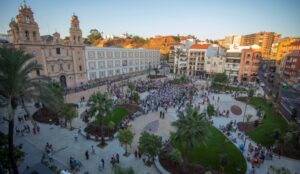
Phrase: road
[{"left": 258, "top": 61, "right": 300, "bottom": 121}]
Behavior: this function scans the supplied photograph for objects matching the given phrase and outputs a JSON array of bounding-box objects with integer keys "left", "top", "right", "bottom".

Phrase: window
[
  {"left": 78, "top": 36, "right": 80, "bottom": 42},
  {"left": 51, "top": 65, "right": 54, "bottom": 72},
  {"left": 88, "top": 62, "right": 96, "bottom": 70},
  {"left": 122, "top": 60, "right": 127, "bottom": 66},
  {"left": 36, "top": 69, "right": 40, "bottom": 76},
  {"left": 246, "top": 61, "right": 250, "bottom": 65},
  {"left": 25, "top": 30, "right": 29, "bottom": 40},
  {"left": 25, "top": 16, "right": 30, "bottom": 23},
  {"left": 33, "top": 31, "right": 36, "bottom": 40},
  {"left": 56, "top": 48, "right": 61, "bottom": 55},
  {"left": 79, "top": 65, "right": 82, "bottom": 71},
  {"left": 98, "top": 61, "right": 105, "bottom": 69},
  {"left": 99, "top": 71, "right": 105, "bottom": 78},
  {"left": 68, "top": 64, "right": 71, "bottom": 70},
  {"left": 73, "top": 36, "right": 76, "bottom": 41}
]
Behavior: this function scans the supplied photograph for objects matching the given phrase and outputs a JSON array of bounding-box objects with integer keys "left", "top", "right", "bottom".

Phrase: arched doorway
[{"left": 60, "top": 75, "right": 67, "bottom": 88}]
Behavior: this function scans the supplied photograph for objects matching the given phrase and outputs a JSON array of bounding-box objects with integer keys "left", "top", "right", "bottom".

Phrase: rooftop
[{"left": 190, "top": 44, "right": 209, "bottom": 49}]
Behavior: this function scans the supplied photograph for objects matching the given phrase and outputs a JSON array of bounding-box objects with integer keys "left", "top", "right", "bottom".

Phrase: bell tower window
[
  {"left": 25, "top": 30, "right": 29, "bottom": 40},
  {"left": 25, "top": 16, "right": 30, "bottom": 23}
]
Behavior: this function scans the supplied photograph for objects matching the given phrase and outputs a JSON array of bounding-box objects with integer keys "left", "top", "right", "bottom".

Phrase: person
[
  {"left": 33, "top": 127, "right": 36, "bottom": 134},
  {"left": 116, "top": 153, "right": 119, "bottom": 163},
  {"left": 91, "top": 145, "right": 95, "bottom": 155},
  {"left": 101, "top": 158, "right": 105, "bottom": 169},
  {"left": 36, "top": 125, "right": 40, "bottom": 133},
  {"left": 48, "top": 152, "right": 53, "bottom": 163},
  {"left": 85, "top": 150, "right": 89, "bottom": 160},
  {"left": 134, "top": 150, "right": 138, "bottom": 158},
  {"left": 110, "top": 156, "right": 115, "bottom": 167}
]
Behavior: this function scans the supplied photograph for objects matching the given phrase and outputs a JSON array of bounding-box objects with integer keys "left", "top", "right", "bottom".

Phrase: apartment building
[
  {"left": 187, "top": 44, "right": 209, "bottom": 77},
  {"left": 280, "top": 50, "right": 300, "bottom": 84},
  {"left": 238, "top": 49, "right": 262, "bottom": 82},
  {"left": 240, "top": 32, "right": 281, "bottom": 58}
]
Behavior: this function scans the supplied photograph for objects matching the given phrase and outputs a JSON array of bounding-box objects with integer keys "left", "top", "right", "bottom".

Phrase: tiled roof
[
  {"left": 190, "top": 44, "right": 209, "bottom": 49},
  {"left": 291, "top": 41, "right": 300, "bottom": 46}
]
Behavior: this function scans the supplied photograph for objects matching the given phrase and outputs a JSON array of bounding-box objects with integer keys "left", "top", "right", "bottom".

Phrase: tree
[
  {"left": 61, "top": 104, "right": 78, "bottom": 129},
  {"left": 0, "top": 48, "right": 63, "bottom": 174},
  {"left": 128, "top": 82, "right": 135, "bottom": 93},
  {"left": 212, "top": 73, "right": 228, "bottom": 84},
  {"left": 245, "top": 114, "right": 253, "bottom": 123},
  {"left": 168, "top": 148, "right": 182, "bottom": 164},
  {"left": 291, "top": 108, "right": 298, "bottom": 122},
  {"left": 87, "top": 29, "right": 102, "bottom": 45},
  {"left": 138, "top": 131, "right": 162, "bottom": 165},
  {"left": 243, "top": 89, "right": 255, "bottom": 122},
  {"left": 171, "top": 106, "right": 211, "bottom": 174},
  {"left": 117, "top": 128, "right": 134, "bottom": 156},
  {"left": 207, "top": 104, "right": 215, "bottom": 118},
  {"left": 0, "top": 132, "right": 24, "bottom": 174},
  {"left": 170, "top": 48, "right": 186, "bottom": 75},
  {"left": 131, "top": 92, "right": 140, "bottom": 104},
  {"left": 87, "top": 92, "right": 113, "bottom": 146},
  {"left": 154, "top": 68, "right": 159, "bottom": 76}
]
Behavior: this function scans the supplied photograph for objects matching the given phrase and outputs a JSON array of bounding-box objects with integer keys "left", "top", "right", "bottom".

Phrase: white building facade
[
  {"left": 204, "top": 44, "right": 226, "bottom": 76},
  {"left": 85, "top": 47, "right": 160, "bottom": 80}
]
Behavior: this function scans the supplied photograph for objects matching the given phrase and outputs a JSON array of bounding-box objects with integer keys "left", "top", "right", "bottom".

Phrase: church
[{"left": 8, "top": 4, "right": 87, "bottom": 88}]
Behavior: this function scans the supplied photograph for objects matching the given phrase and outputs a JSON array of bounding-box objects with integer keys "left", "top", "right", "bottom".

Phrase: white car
[{"left": 260, "top": 83, "right": 265, "bottom": 87}]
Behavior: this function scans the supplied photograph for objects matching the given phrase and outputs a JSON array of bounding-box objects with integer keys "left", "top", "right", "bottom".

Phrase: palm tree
[
  {"left": 0, "top": 48, "right": 63, "bottom": 174},
  {"left": 61, "top": 104, "right": 78, "bottom": 129},
  {"left": 87, "top": 92, "right": 113, "bottom": 146},
  {"left": 243, "top": 89, "right": 255, "bottom": 122},
  {"left": 171, "top": 48, "right": 186, "bottom": 75},
  {"left": 117, "top": 128, "right": 134, "bottom": 156},
  {"left": 172, "top": 106, "right": 211, "bottom": 174}
]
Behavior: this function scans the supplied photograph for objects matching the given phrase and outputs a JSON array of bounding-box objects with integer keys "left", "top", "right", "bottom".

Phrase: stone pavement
[{"left": 1, "top": 78, "right": 300, "bottom": 174}]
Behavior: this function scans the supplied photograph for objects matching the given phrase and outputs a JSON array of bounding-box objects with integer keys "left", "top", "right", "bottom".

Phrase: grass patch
[
  {"left": 246, "top": 97, "right": 288, "bottom": 147},
  {"left": 174, "top": 126, "right": 246, "bottom": 174},
  {"left": 103, "top": 107, "right": 129, "bottom": 125}
]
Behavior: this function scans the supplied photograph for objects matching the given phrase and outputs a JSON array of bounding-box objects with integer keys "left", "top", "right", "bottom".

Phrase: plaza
[
  {"left": 1, "top": 72, "right": 299, "bottom": 174},
  {"left": 1, "top": 1, "right": 300, "bottom": 174}
]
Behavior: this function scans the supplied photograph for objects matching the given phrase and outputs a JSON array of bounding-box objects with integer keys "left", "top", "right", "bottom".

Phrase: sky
[{"left": 0, "top": 0, "right": 300, "bottom": 40}]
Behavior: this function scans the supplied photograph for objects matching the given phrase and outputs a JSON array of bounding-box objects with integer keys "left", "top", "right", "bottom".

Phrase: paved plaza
[{"left": 1, "top": 78, "right": 300, "bottom": 174}]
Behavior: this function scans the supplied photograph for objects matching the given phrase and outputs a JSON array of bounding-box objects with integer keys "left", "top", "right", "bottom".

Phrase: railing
[{"left": 64, "top": 70, "right": 148, "bottom": 95}]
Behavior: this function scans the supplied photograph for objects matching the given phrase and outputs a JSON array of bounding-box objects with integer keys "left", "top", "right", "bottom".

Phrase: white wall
[{"left": 85, "top": 47, "right": 160, "bottom": 80}]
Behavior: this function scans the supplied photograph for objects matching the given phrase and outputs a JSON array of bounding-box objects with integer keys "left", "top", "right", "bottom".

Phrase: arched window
[
  {"left": 78, "top": 36, "right": 80, "bottom": 42},
  {"left": 33, "top": 31, "right": 36, "bottom": 41},
  {"left": 25, "top": 16, "right": 30, "bottom": 23},
  {"left": 73, "top": 36, "right": 76, "bottom": 41},
  {"left": 79, "top": 65, "right": 82, "bottom": 71},
  {"left": 25, "top": 30, "right": 29, "bottom": 40}
]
